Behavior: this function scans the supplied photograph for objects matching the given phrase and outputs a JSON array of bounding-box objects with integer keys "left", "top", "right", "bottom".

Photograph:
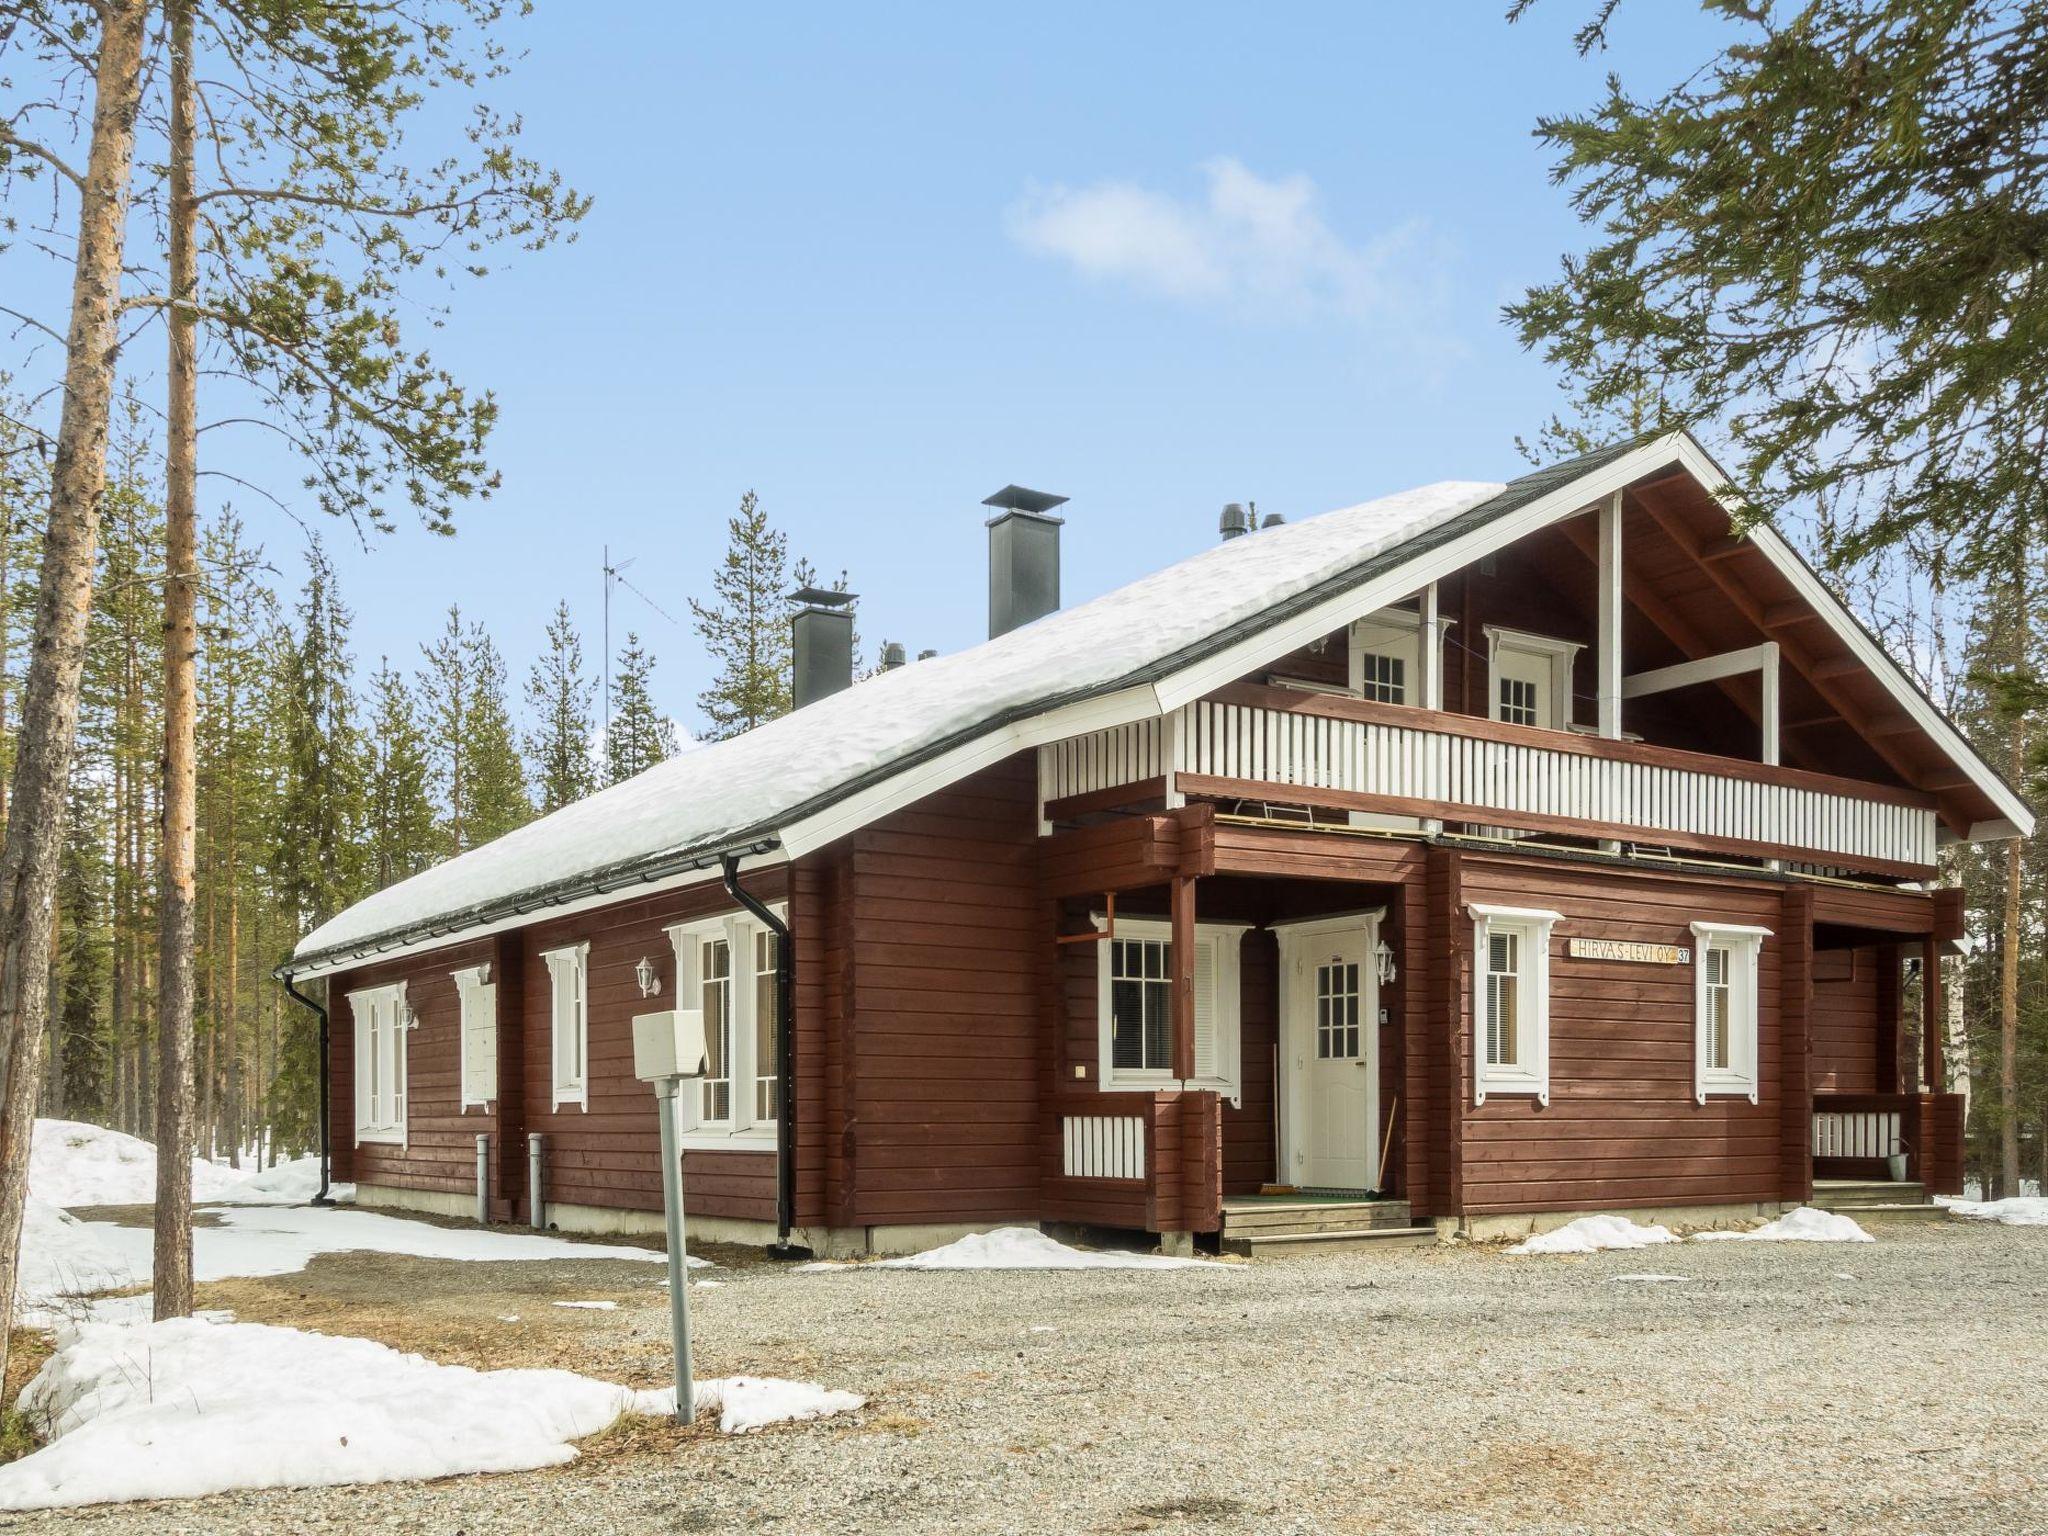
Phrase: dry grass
[{"left": 2, "top": 1329, "right": 56, "bottom": 1465}]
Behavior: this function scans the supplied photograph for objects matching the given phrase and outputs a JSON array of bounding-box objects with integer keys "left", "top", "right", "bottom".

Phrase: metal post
[
  {"left": 527, "top": 1132, "right": 545, "bottom": 1229},
  {"left": 653, "top": 1077, "right": 695, "bottom": 1424},
  {"left": 475, "top": 1133, "right": 490, "bottom": 1225}
]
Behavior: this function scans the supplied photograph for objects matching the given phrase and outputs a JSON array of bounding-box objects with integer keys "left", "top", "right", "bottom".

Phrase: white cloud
[{"left": 1006, "top": 158, "right": 1447, "bottom": 335}]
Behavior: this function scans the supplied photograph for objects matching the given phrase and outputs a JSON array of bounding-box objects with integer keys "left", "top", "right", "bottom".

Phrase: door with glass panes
[{"left": 1288, "top": 925, "right": 1379, "bottom": 1191}]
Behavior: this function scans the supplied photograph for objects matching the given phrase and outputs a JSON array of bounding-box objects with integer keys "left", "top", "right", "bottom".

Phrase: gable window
[
  {"left": 1691, "top": 922, "right": 1769, "bottom": 1104},
  {"left": 542, "top": 942, "right": 589, "bottom": 1111},
  {"left": 667, "top": 906, "right": 785, "bottom": 1145},
  {"left": 453, "top": 964, "right": 497, "bottom": 1110},
  {"left": 1484, "top": 626, "right": 1582, "bottom": 732},
  {"left": 1350, "top": 606, "right": 1453, "bottom": 710},
  {"left": 1359, "top": 652, "right": 1406, "bottom": 706},
  {"left": 1093, "top": 915, "right": 1248, "bottom": 1100},
  {"left": 350, "top": 982, "right": 409, "bottom": 1144},
  {"left": 1468, "top": 903, "right": 1560, "bottom": 1105}
]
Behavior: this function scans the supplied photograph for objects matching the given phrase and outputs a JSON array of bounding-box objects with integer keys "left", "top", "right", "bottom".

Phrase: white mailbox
[{"left": 632, "top": 1008, "right": 707, "bottom": 1082}]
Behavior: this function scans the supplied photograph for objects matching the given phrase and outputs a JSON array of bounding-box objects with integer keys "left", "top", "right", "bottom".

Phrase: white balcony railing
[{"left": 1038, "top": 684, "right": 1938, "bottom": 875}]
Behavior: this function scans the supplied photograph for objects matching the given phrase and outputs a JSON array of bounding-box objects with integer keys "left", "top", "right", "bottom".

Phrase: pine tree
[
  {"left": 363, "top": 662, "right": 438, "bottom": 891},
  {"left": 417, "top": 607, "right": 474, "bottom": 854},
  {"left": 690, "top": 491, "right": 792, "bottom": 740},
  {"left": 273, "top": 538, "right": 363, "bottom": 934},
  {"left": 525, "top": 600, "right": 597, "bottom": 813},
  {"left": 607, "top": 632, "right": 676, "bottom": 785},
  {"left": 462, "top": 627, "right": 530, "bottom": 846}
]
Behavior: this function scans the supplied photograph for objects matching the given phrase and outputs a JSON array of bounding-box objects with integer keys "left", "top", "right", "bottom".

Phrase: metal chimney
[
  {"left": 983, "top": 484, "right": 1069, "bottom": 638},
  {"left": 788, "top": 586, "right": 857, "bottom": 708},
  {"left": 1260, "top": 510, "right": 1285, "bottom": 530},
  {"left": 917, "top": 648, "right": 937, "bottom": 661},
  {"left": 880, "top": 640, "right": 907, "bottom": 671},
  {"left": 1219, "top": 502, "right": 1252, "bottom": 542}
]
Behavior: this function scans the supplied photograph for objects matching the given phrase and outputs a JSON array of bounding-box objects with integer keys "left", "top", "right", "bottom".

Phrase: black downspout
[
  {"left": 722, "top": 853, "right": 804, "bottom": 1257},
  {"left": 281, "top": 973, "right": 334, "bottom": 1205}
]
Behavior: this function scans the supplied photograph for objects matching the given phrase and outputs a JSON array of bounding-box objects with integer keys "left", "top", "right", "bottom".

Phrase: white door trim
[{"left": 1275, "top": 912, "right": 1384, "bottom": 1192}]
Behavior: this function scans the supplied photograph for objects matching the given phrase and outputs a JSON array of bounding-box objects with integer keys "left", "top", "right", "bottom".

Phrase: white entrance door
[{"left": 1289, "top": 926, "right": 1378, "bottom": 1191}]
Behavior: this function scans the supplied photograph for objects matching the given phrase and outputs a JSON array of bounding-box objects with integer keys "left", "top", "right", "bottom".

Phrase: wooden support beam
[
  {"left": 1597, "top": 490, "right": 1623, "bottom": 739},
  {"left": 1785, "top": 711, "right": 1845, "bottom": 731},
  {"left": 1169, "top": 874, "right": 1196, "bottom": 1082},
  {"left": 1700, "top": 535, "right": 1751, "bottom": 563},
  {"left": 1809, "top": 654, "right": 1863, "bottom": 681},
  {"left": 1762, "top": 600, "right": 1819, "bottom": 630},
  {"left": 1922, "top": 934, "right": 1944, "bottom": 1092}
]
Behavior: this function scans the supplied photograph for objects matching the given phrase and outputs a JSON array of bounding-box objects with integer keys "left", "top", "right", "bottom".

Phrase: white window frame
[
  {"left": 1349, "top": 605, "right": 1454, "bottom": 710},
  {"left": 1483, "top": 625, "right": 1583, "bottom": 731},
  {"left": 1468, "top": 903, "right": 1560, "bottom": 1106},
  {"left": 542, "top": 942, "right": 590, "bottom": 1112},
  {"left": 665, "top": 904, "right": 786, "bottom": 1150},
  {"left": 453, "top": 963, "right": 497, "bottom": 1111},
  {"left": 350, "top": 981, "right": 410, "bottom": 1145},
  {"left": 1092, "top": 914, "right": 1249, "bottom": 1102},
  {"left": 1690, "top": 921, "right": 1769, "bottom": 1104}
]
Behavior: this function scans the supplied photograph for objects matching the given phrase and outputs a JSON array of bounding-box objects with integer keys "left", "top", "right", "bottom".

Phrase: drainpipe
[
  {"left": 280, "top": 973, "right": 334, "bottom": 1205},
  {"left": 721, "top": 853, "right": 803, "bottom": 1257}
]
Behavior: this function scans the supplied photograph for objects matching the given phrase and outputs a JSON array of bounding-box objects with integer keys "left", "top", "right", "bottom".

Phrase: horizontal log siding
[
  {"left": 1455, "top": 856, "right": 1789, "bottom": 1216},
  {"left": 848, "top": 758, "right": 1043, "bottom": 1227},
  {"left": 1811, "top": 946, "right": 1883, "bottom": 1094},
  {"left": 520, "top": 872, "right": 788, "bottom": 1222},
  {"left": 327, "top": 937, "right": 496, "bottom": 1195}
]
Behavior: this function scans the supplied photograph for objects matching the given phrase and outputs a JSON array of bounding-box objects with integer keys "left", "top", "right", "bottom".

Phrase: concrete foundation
[{"left": 1438, "top": 1200, "right": 1785, "bottom": 1243}]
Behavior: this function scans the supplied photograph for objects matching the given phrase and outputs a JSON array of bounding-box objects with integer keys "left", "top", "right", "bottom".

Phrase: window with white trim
[
  {"left": 1468, "top": 904, "right": 1560, "bottom": 1105},
  {"left": 350, "top": 981, "right": 409, "bottom": 1144},
  {"left": 666, "top": 906, "right": 785, "bottom": 1144},
  {"left": 454, "top": 964, "right": 498, "bottom": 1110},
  {"left": 1484, "top": 626, "right": 1582, "bottom": 731},
  {"left": 1094, "top": 916, "right": 1247, "bottom": 1099},
  {"left": 1691, "top": 922, "right": 1769, "bottom": 1104},
  {"left": 1349, "top": 605, "right": 1453, "bottom": 710},
  {"left": 542, "top": 942, "right": 589, "bottom": 1110}
]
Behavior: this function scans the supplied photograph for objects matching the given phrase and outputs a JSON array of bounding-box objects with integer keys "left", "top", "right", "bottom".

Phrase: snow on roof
[{"left": 293, "top": 476, "right": 1505, "bottom": 967}]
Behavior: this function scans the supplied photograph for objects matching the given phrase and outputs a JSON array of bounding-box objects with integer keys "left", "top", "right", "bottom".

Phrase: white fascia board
[
  {"left": 288, "top": 848, "right": 788, "bottom": 983},
  {"left": 1622, "top": 642, "right": 1777, "bottom": 698},
  {"left": 1665, "top": 435, "right": 2034, "bottom": 840},
  {"left": 1152, "top": 434, "right": 1694, "bottom": 714},
  {"left": 777, "top": 684, "right": 1159, "bottom": 860}
]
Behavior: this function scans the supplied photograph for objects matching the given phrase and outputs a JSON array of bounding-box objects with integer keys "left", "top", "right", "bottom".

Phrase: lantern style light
[
  {"left": 1374, "top": 936, "right": 1398, "bottom": 987},
  {"left": 635, "top": 954, "right": 661, "bottom": 999}
]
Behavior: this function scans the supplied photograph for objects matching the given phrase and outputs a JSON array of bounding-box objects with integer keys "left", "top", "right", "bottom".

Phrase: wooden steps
[
  {"left": 1810, "top": 1179, "right": 1950, "bottom": 1222},
  {"left": 1220, "top": 1198, "right": 1435, "bottom": 1257}
]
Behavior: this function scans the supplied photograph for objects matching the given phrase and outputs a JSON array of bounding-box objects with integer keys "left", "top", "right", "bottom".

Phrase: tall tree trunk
[
  {"left": 154, "top": 0, "right": 201, "bottom": 1322},
  {"left": 0, "top": 0, "right": 152, "bottom": 1373},
  {"left": 1999, "top": 823, "right": 2022, "bottom": 1196}
]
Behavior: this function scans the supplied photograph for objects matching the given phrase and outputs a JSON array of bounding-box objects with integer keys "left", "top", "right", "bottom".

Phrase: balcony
[{"left": 1038, "top": 682, "right": 1938, "bottom": 877}]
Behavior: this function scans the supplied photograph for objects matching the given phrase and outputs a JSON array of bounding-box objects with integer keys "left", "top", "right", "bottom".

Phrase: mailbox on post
[{"left": 632, "top": 1005, "right": 705, "bottom": 1425}]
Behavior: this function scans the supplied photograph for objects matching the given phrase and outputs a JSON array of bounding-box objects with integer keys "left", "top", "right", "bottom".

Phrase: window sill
[
  {"left": 679, "top": 1130, "right": 776, "bottom": 1153},
  {"left": 1096, "top": 1073, "right": 1241, "bottom": 1097},
  {"left": 1474, "top": 1074, "right": 1549, "bottom": 1107},
  {"left": 551, "top": 1089, "right": 588, "bottom": 1112},
  {"left": 1696, "top": 1078, "right": 1759, "bottom": 1103},
  {"left": 355, "top": 1127, "right": 405, "bottom": 1146}
]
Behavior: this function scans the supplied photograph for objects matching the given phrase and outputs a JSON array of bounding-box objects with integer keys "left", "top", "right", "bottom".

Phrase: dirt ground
[{"left": 7, "top": 1214, "right": 2046, "bottom": 1536}]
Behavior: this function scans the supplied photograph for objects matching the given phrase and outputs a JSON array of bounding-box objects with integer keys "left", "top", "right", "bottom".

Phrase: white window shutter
[
  {"left": 550, "top": 960, "right": 572, "bottom": 1100},
  {"left": 390, "top": 984, "right": 408, "bottom": 1135},
  {"left": 352, "top": 996, "right": 372, "bottom": 1142},
  {"left": 1191, "top": 936, "right": 1218, "bottom": 1080}
]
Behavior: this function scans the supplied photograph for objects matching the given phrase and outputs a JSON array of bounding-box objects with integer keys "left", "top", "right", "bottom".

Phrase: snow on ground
[
  {"left": 1693, "top": 1207, "right": 1874, "bottom": 1244},
  {"left": 0, "top": 1317, "right": 865, "bottom": 1510},
  {"left": 551, "top": 1300, "right": 618, "bottom": 1310},
  {"left": 1607, "top": 1273, "right": 1689, "bottom": 1284},
  {"left": 1507, "top": 1215, "right": 1678, "bottom": 1256},
  {"left": 16, "top": 1201, "right": 139, "bottom": 1328},
  {"left": 30, "top": 1119, "right": 246, "bottom": 1207},
  {"left": 802, "top": 1226, "right": 1221, "bottom": 1272},
  {"left": 1938, "top": 1195, "right": 2048, "bottom": 1226}
]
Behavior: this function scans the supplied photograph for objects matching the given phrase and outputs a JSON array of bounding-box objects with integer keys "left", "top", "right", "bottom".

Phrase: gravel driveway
[{"left": 12, "top": 1220, "right": 2044, "bottom": 1535}]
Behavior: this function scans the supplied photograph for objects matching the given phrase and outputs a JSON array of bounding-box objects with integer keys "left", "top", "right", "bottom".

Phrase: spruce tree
[
  {"left": 524, "top": 600, "right": 597, "bottom": 813},
  {"left": 417, "top": 607, "right": 474, "bottom": 854},
  {"left": 272, "top": 539, "right": 363, "bottom": 933},
  {"left": 463, "top": 627, "right": 531, "bottom": 845},
  {"left": 607, "top": 632, "right": 676, "bottom": 785},
  {"left": 690, "top": 491, "right": 792, "bottom": 740},
  {"left": 364, "top": 662, "right": 438, "bottom": 891}
]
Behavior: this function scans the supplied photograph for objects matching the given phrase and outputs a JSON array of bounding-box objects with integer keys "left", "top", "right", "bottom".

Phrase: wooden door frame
[{"left": 1274, "top": 908, "right": 1386, "bottom": 1192}]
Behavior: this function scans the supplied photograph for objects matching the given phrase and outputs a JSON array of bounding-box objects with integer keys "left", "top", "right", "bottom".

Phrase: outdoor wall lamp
[
  {"left": 1374, "top": 936, "right": 1398, "bottom": 987},
  {"left": 635, "top": 955, "right": 661, "bottom": 999}
]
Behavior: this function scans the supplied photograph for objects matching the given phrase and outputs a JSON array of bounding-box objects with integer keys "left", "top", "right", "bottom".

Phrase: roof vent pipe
[
  {"left": 788, "top": 586, "right": 858, "bottom": 708},
  {"left": 880, "top": 640, "right": 907, "bottom": 670},
  {"left": 1260, "top": 510, "right": 1285, "bottom": 530},
  {"left": 983, "top": 484, "right": 1069, "bottom": 638},
  {"left": 917, "top": 648, "right": 937, "bottom": 661},
  {"left": 1219, "top": 502, "right": 1252, "bottom": 542}
]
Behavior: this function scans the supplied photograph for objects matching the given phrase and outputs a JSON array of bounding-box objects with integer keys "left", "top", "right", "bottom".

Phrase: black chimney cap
[
  {"left": 788, "top": 585, "right": 858, "bottom": 608},
  {"left": 982, "top": 485, "right": 1069, "bottom": 517}
]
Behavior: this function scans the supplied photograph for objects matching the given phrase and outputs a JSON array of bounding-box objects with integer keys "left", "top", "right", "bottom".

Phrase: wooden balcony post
[
  {"left": 1597, "top": 490, "right": 1623, "bottom": 739},
  {"left": 1170, "top": 874, "right": 1196, "bottom": 1081},
  {"left": 1922, "top": 935, "right": 1944, "bottom": 1093}
]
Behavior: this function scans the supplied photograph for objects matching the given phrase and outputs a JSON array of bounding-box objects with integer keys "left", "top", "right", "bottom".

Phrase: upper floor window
[
  {"left": 542, "top": 942, "right": 589, "bottom": 1111},
  {"left": 1094, "top": 915, "right": 1248, "bottom": 1099},
  {"left": 1690, "top": 922, "right": 1769, "bottom": 1104},
  {"left": 667, "top": 906, "right": 785, "bottom": 1143},
  {"left": 349, "top": 981, "right": 409, "bottom": 1145},
  {"left": 1350, "top": 606, "right": 1451, "bottom": 710},
  {"left": 1468, "top": 903, "right": 1560, "bottom": 1106},
  {"left": 1484, "top": 626, "right": 1582, "bottom": 732},
  {"left": 1359, "top": 652, "right": 1406, "bottom": 706}
]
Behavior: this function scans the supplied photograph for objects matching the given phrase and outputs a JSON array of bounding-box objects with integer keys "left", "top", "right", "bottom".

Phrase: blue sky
[{"left": 240, "top": 5, "right": 1725, "bottom": 735}]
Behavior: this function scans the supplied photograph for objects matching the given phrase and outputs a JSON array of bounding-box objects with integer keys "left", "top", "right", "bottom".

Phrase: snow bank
[
  {"left": 1507, "top": 1215, "right": 1677, "bottom": 1256},
  {"left": 0, "top": 1319, "right": 862, "bottom": 1509},
  {"left": 15, "top": 1200, "right": 139, "bottom": 1328},
  {"left": 217, "top": 1156, "right": 331, "bottom": 1205},
  {"left": 296, "top": 479, "right": 1504, "bottom": 963},
  {"left": 1938, "top": 1195, "right": 2048, "bottom": 1227},
  {"left": 30, "top": 1119, "right": 245, "bottom": 1207},
  {"left": 872, "top": 1226, "right": 1218, "bottom": 1271},
  {"left": 1693, "top": 1207, "right": 1874, "bottom": 1244}
]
